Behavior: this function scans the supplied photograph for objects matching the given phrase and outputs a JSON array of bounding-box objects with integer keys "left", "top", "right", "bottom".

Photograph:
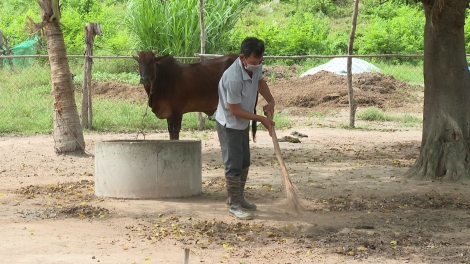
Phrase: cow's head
[{"left": 133, "top": 51, "right": 157, "bottom": 86}]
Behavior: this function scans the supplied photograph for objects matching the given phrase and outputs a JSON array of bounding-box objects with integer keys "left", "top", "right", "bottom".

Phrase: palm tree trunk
[{"left": 40, "top": 0, "right": 85, "bottom": 154}]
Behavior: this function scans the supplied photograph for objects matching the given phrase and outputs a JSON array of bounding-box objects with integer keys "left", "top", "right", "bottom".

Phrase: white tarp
[{"left": 300, "top": 58, "right": 380, "bottom": 77}]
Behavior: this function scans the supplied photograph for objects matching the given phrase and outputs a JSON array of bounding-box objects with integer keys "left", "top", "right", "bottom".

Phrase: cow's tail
[{"left": 252, "top": 93, "right": 259, "bottom": 143}]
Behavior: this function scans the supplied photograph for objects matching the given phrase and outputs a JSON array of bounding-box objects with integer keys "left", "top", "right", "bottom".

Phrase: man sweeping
[{"left": 215, "top": 37, "right": 276, "bottom": 220}]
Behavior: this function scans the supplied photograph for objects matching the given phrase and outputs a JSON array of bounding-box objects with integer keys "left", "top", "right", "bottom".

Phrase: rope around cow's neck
[
  {"left": 135, "top": 82, "right": 155, "bottom": 140},
  {"left": 135, "top": 90, "right": 152, "bottom": 140}
]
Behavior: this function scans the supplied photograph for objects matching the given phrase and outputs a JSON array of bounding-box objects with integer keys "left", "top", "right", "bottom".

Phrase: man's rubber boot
[
  {"left": 225, "top": 176, "right": 253, "bottom": 220},
  {"left": 225, "top": 169, "right": 257, "bottom": 211},
  {"left": 240, "top": 168, "right": 257, "bottom": 211}
]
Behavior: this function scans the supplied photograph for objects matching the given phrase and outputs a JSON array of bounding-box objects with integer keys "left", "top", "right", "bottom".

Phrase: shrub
[
  {"left": 356, "top": 3, "right": 424, "bottom": 56},
  {"left": 229, "top": 7, "right": 331, "bottom": 58}
]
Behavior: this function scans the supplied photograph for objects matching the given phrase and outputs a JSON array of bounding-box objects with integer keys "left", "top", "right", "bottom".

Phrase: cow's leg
[
  {"left": 167, "top": 118, "right": 175, "bottom": 140},
  {"left": 167, "top": 115, "right": 182, "bottom": 140},
  {"left": 173, "top": 114, "right": 183, "bottom": 140}
]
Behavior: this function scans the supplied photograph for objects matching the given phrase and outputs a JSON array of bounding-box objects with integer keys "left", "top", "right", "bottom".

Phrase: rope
[
  {"left": 135, "top": 105, "right": 149, "bottom": 140},
  {"left": 135, "top": 83, "right": 153, "bottom": 140}
]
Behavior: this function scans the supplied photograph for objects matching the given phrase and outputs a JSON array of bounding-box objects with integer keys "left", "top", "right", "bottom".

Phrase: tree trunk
[
  {"left": 407, "top": 0, "right": 470, "bottom": 181},
  {"left": 197, "top": 0, "right": 206, "bottom": 129},
  {"left": 40, "top": 0, "right": 85, "bottom": 154},
  {"left": 347, "top": 0, "right": 359, "bottom": 128}
]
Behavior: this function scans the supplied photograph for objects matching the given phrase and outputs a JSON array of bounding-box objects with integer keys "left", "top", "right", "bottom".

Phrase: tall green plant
[
  {"left": 356, "top": 3, "right": 424, "bottom": 56},
  {"left": 126, "top": 0, "right": 247, "bottom": 56},
  {"left": 230, "top": 9, "right": 330, "bottom": 57}
]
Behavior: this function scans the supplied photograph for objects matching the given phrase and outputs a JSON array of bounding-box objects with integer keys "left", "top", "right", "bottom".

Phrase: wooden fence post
[
  {"left": 1, "top": 34, "right": 14, "bottom": 69},
  {"left": 347, "top": 0, "right": 359, "bottom": 128},
  {"left": 0, "top": 29, "right": 3, "bottom": 68},
  {"left": 81, "top": 22, "right": 102, "bottom": 129}
]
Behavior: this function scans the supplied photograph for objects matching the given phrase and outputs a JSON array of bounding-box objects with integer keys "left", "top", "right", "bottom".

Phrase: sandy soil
[{"left": 1, "top": 69, "right": 470, "bottom": 263}]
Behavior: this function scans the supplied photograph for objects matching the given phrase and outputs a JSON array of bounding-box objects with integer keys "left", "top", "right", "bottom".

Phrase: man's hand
[
  {"left": 260, "top": 116, "right": 275, "bottom": 137},
  {"left": 263, "top": 101, "right": 275, "bottom": 119}
]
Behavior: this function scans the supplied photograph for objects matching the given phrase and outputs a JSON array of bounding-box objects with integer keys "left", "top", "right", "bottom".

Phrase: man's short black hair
[{"left": 240, "top": 37, "right": 265, "bottom": 58}]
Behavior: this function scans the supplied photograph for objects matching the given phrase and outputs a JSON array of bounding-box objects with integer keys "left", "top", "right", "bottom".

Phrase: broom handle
[{"left": 267, "top": 112, "right": 290, "bottom": 185}]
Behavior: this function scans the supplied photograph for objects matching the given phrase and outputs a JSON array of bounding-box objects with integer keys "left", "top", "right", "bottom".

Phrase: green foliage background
[
  {"left": 0, "top": 0, "right": 132, "bottom": 55},
  {"left": 0, "top": 0, "right": 448, "bottom": 57},
  {"left": 4, "top": 0, "right": 470, "bottom": 57}
]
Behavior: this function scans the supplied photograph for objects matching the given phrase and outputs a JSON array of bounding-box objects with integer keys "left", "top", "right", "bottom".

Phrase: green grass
[
  {"left": 0, "top": 84, "right": 54, "bottom": 135},
  {"left": 0, "top": 65, "right": 54, "bottom": 135},
  {"left": 89, "top": 99, "right": 165, "bottom": 132},
  {"left": 357, "top": 107, "right": 422, "bottom": 127},
  {"left": 374, "top": 61, "right": 424, "bottom": 85},
  {"left": 396, "top": 113, "right": 422, "bottom": 127},
  {"left": 73, "top": 71, "right": 140, "bottom": 85},
  {"left": 307, "top": 110, "right": 337, "bottom": 118},
  {"left": 357, "top": 107, "right": 394, "bottom": 122},
  {"left": 0, "top": 68, "right": 292, "bottom": 135}
]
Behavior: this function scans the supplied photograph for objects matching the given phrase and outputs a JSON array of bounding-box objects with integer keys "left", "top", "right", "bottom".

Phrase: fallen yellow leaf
[
  {"left": 357, "top": 246, "right": 368, "bottom": 251},
  {"left": 222, "top": 243, "right": 233, "bottom": 251},
  {"left": 263, "top": 185, "right": 273, "bottom": 191}
]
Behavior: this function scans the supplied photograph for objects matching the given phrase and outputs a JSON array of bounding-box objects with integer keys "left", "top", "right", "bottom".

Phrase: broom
[{"left": 267, "top": 112, "right": 303, "bottom": 215}]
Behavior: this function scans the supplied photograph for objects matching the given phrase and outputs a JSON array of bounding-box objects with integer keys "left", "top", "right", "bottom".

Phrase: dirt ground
[{"left": 2, "top": 68, "right": 470, "bottom": 264}]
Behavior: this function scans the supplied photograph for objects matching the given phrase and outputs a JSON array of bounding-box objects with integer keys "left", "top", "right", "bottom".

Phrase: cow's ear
[{"left": 132, "top": 55, "right": 139, "bottom": 62}]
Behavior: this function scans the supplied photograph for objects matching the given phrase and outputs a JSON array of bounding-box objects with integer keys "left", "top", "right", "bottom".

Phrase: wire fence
[
  {"left": 0, "top": 53, "right": 429, "bottom": 133},
  {"left": 0, "top": 53, "right": 426, "bottom": 92}
]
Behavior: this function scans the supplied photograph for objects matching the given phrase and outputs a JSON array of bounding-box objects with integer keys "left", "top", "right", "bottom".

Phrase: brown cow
[{"left": 133, "top": 52, "right": 238, "bottom": 140}]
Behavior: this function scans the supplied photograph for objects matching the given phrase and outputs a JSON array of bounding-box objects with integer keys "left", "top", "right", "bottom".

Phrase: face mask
[{"left": 245, "top": 63, "right": 262, "bottom": 72}]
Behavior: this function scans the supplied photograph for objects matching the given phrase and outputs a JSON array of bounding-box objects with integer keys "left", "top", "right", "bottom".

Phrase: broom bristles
[{"left": 283, "top": 173, "right": 303, "bottom": 215}]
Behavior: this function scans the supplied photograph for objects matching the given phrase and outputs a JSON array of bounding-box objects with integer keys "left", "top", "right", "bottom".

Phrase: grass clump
[
  {"left": 357, "top": 107, "right": 393, "bottom": 122},
  {"left": 357, "top": 107, "right": 422, "bottom": 127},
  {"left": 307, "top": 110, "right": 337, "bottom": 118},
  {"left": 396, "top": 113, "right": 422, "bottom": 127}
]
